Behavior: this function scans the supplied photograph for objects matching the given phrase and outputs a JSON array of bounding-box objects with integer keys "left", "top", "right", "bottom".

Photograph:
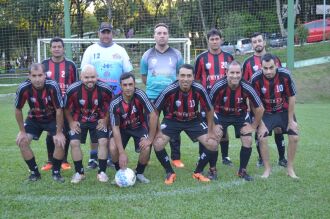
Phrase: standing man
[
  {"left": 242, "top": 32, "right": 287, "bottom": 168},
  {"left": 251, "top": 53, "right": 299, "bottom": 179},
  {"left": 109, "top": 73, "right": 158, "bottom": 183},
  {"left": 41, "top": 37, "right": 78, "bottom": 172},
  {"left": 64, "top": 64, "right": 113, "bottom": 183},
  {"left": 15, "top": 63, "right": 66, "bottom": 182},
  {"left": 153, "top": 64, "right": 218, "bottom": 185},
  {"left": 210, "top": 61, "right": 264, "bottom": 181},
  {"left": 194, "top": 28, "right": 234, "bottom": 178},
  {"left": 81, "top": 22, "right": 133, "bottom": 169},
  {"left": 140, "top": 23, "right": 184, "bottom": 168}
]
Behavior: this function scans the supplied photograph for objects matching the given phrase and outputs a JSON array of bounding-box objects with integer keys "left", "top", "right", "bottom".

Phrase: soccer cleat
[
  {"left": 28, "top": 171, "right": 41, "bottom": 182},
  {"left": 41, "top": 162, "right": 53, "bottom": 171},
  {"left": 237, "top": 169, "right": 253, "bottom": 181},
  {"left": 256, "top": 158, "right": 264, "bottom": 168},
  {"left": 52, "top": 173, "right": 65, "bottom": 183},
  {"left": 136, "top": 174, "right": 150, "bottom": 184},
  {"left": 192, "top": 172, "right": 211, "bottom": 182},
  {"left": 88, "top": 159, "right": 98, "bottom": 169},
  {"left": 172, "top": 160, "right": 185, "bottom": 168},
  {"left": 278, "top": 158, "right": 288, "bottom": 167},
  {"left": 207, "top": 167, "right": 218, "bottom": 180},
  {"left": 71, "top": 172, "right": 86, "bottom": 184},
  {"left": 164, "top": 173, "right": 176, "bottom": 185},
  {"left": 222, "top": 157, "right": 233, "bottom": 166},
  {"left": 97, "top": 171, "right": 109, "bottom": 182},
  {"left": 107, "top": 158, "right": 115, "bottom": 168},
  {"left": 61, "top": 162, "right": 71, "bottom": 170}
]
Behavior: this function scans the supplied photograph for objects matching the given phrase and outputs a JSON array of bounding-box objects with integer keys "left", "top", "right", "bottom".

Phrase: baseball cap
[{"left": 99, "top": 22, "right": 113, "bottom": 32}]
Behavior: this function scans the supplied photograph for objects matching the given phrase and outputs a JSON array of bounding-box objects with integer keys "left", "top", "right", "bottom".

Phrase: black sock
[
  {"left": 209, "top": 149, "right": 218, "bottom": 168},
  {"left": 52, "top": 158, "right": 62, "bottom": 175},
  {"left": 46, "top": 135, "right": 55, "bottom": 162},
  {"left": 113, "top": 161, "right": 120, "bottom": 171},
  {"left": 220, "top": 140, "right": 229, "bottom": 159},
  {"left": 256, "top": 139, "right": 262, "bottom": 160},
  {"left": 136, "top": 162, "right": 147, "bottom": 174},
  {"left": 195, "top": 148, "right": 217, "bottom": 173},
  {"left": 74, "top": 160, "right": 84, "bottom": 174},
  {"left": 63, "top": 139, "right": 70, "bottom": 163},
  {"left": 25, "top": 157, "right": 40, "bottom": 175},
  {"left": 90, "top": 149, "right": 98, "bottom": 160},
  {"left": 170, "top": 137, "right": 181, "bottom": 160},
  {"left": 98, "top": 159, "right": 107, "bottom": 173},
  {"left": 239, "top": 146, "right": 252, "bottom": 171},
  {"left": 198, "top": 142, "right": 205, "bottom": 156},
  {"left": 275, "top": 133, "right": 285, "bottom": 160},
  {"left": 155, "top": 149, "right": 174, "bottom": 174}
]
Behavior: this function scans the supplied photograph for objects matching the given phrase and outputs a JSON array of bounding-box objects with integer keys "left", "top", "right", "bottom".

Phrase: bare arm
[
  {"left": 287, "top": 96, "right": 298, "bottom": 132},
  {"left": 141, "top": 75, "right": 147, "bottom": 85},
  {"left": 15, "top": 108, "right": 25, "bottom": 132},
  {"left": 112, "top": 125, "right": 128, "bottom": 169}
]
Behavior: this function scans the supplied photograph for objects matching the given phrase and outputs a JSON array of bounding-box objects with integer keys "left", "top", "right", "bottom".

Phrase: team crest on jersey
[
  {"left": 131, "top": 105, "right": 137, "bottom": 113},
  {"left": 160, "top": 123, "right": 167, "bottom": 130},
  {"left": 253, "top": 65, "right": 259, "bottom": 71},
  {"left": 79, "top": 99, "right": 85, "bottom": 105},
  {"left": 122, "top": 113, "right": 127, "bottom": 119},
  {"left": 151, "top": 58, "right": 157, "bottom": 66},
  {"left": 223, "top": 96, "right": 227, "bottom": 102},
  {"left": 206, "top": 62, "right": 211, "bottom": 70},
  {"left": 112, "top": 53, "right": 122, "bottom": 59},
  {"left": 237, "top": 97, "right": 243, "bottom": 103},
  {"left": 175, "top": 100, "right": 181, "bottom": 107},
  {"left": 261, "top": 87, "right": 267, "bottom": 94},
  {"left": 30, "top": 97, "right": 36, "bottom": 103},
  {"left": 94, "top": 99, "right": 98, "bottom": 106},
  {"left": 46, "top": 71, "right": 52, "bottom": 77}
]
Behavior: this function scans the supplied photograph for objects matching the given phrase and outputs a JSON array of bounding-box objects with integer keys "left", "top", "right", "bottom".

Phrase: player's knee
[
  {"left": 70, "top": 140, "right": 80, "bottom": 149},
  {"left": 288, "top": 134, "right": 299, "bottom": 143},
  {"left": 204, "top": 139, "right": 218, "bottom": 151},
  {"left": 152, "top": 137, "right": 165, "bottom": 151}
]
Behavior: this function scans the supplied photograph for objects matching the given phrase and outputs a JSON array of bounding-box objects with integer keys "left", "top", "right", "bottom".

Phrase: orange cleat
[
  {"left": 164, "top": 173, "right": 176, "bottom": 185},
  {"left": 41, "top": 162, "right": 53, "bottom": 171},
  {"left": 192, "top": 172, "right": 211, "bottom": 182},
  {"left": 172, "top": 160, "right": 185, "bottom": 168},
  {"left": 61, "top": 162, "right": 71, "bottom": 170}
]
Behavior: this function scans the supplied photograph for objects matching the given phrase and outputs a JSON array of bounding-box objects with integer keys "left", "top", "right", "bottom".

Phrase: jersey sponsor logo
[
  {"left": 122, "top": 113, "right": 128, "bottom": 119},
  {"left": 223, "top": 96, "right": 227, "bottom": 102},
  {"left": 160, "top": 123, "right": 167, "bottom": 130},
  {"left": 206, "top": 74, "right": 222, "bottom": 82},
  {"left": 46, "top": 71, "right": 52, "bottom": 77},
  {"left": 30, "top": 97, "right": 36, "bottom": 103},
  {"left": 205, "top": 62, "right": 211, "bottom": 70},
  {"left": 151, "top": 58, "right": 157, "bottom": 66},
  {"left": 79, "top": 99, "right": 85, "bottom": 106},
  {"left": 253, "top": 65, "right": 259, "bottom": 71},
  {"left": 175, "top": 100, "right": 181, "bottom": 107},
  {"left": 261, "top": 87, "right": 267, "bottom": 94},
  {"left": 237, "top": 97, "right": 243, "bottom": 103}
]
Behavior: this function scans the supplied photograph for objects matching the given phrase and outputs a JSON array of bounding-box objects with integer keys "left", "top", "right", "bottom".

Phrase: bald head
[{"left": 80, "top": 64, "right": 98, "bottom": 88}]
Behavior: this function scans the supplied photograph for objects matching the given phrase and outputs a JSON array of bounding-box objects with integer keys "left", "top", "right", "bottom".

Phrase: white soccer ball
[{"left": 115, "top": 168, "right": 136, "bottom": 187}]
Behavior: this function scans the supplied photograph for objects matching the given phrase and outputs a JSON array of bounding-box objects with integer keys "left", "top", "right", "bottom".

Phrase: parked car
[
  {"left": 304, "top": 19, "right": 330, "bottom": 43},
  {"left": 234, "top": 38, "right": 253, "bottom": 55},
  {"left": 268, "top": 33, "right": 287, "bottom": 47},
  {"left": 221, "top": 41, "right": 235, "bottom": 55}
]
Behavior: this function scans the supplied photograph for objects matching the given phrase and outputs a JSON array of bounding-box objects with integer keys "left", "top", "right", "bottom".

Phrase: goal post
[{"left": 37, "top": 38, "right": 191, "bottom": 68}]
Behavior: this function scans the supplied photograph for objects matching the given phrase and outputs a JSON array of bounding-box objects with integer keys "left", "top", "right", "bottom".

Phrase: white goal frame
[{"left": 37, "top": 38, "right": 191, "bottom": 64}]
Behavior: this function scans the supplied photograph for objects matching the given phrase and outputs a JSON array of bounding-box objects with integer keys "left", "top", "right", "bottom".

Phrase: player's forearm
[
  {"left": 64, "top": 108, "right": 74, "bottom": 124},
  {"left": 251, "top": 106, "right": 264, "bottom": 129},
  {"left": 55, "top": 108, "right": 64, "bottom": 134},
  {"left": 113, "top": 126, "right": 125, "bottom": 154},
  {"left": 148, "top": 111, "right": 158, "bottom": 141},
  {"left": 288, "top": 96, "right": 296, "bottom": 123},
  {"left": 141, "top": 75, "right": 147, "bottom": 85},
  {"left": 206, "top": 108, "right": 215, "bottom": 131},
  {"left": 15, "top": 108, "right": 25, "bottom": 132}
]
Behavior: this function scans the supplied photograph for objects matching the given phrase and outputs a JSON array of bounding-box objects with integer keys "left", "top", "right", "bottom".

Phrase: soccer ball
[{"left": 115, "top": 168, "right": 136, "bottom": 187}]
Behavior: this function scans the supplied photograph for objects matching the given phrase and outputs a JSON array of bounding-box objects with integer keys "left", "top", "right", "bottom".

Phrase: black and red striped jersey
[
  {"left": 42, "top": 58, "right": 78, "bottom": 96},
  {"left": 210, "top": 77, "right": 262, "bottom": 116},
  {"left": 251, "top": 67, "right": 296, "bottom": 113},
  {"left": 242, "top": 55, "right": 281, "bottom": 82},
  {"left": 154, "top": 81, "right": 212, "bottom": 121},
  {"left": 15, "top": 79, "right": 63, "bottom": 123},
  {"left": 109, "top": 88, "right": 154, "bottom": 129},
  {"left": 194, "top": 50, "right": 234, "bottom": 93},
  {"left": 64, "top": 81, "right": 112, "bottom": 123}
]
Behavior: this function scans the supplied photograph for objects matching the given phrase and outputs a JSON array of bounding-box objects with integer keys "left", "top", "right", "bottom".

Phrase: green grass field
[{"left": 1, "top": 63, "right": 330, "bottom": 218}]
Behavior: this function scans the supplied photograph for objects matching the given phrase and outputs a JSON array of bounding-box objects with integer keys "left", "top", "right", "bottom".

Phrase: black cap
[{"left": 99, "top": 22, "right": 112, "bottom": 32}]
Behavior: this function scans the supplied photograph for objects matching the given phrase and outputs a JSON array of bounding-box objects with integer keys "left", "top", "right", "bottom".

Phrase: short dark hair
[
  {"left": 154, "top": 23, "right": 169, "bottom": 32},
  {"left": 207, "top": 28, "right": 222, "bottom": 40},
  {"left": 261, "top": 53, "right": 276, "bottom": 63},
  {"left": 251, "top": 32, "right": 264, "bottom": 40},
  {"left": 178, "top": 64, "right": 194, "bottom": 75},
  {"left": 29, "top": 63, "right": 45, "bottom": 74},
  {"left": 120, "top": 72, "right": 135, "bottom": 83},
  {"left": 50, "top": 37, "right": 64, "bottom": 47}
]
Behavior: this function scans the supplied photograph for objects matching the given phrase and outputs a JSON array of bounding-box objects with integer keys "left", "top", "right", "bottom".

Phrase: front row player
[
  {"left": 251, "top": 53, "right": 299, "bottom": 179},
  {"left": 153, "top": 64, "right": 218, "bottom": 185},
  {"left": 15, "top": 63, "right": 66, "bottom": 182},
  {"left": 64, "top": 64, "right": 113, "bottom": 183},
  {"left": 209, "top": 60, "right": 264, "bottom": 181},
  {"left": 109, "top": 73, "right": 158, "bottom": 183}
]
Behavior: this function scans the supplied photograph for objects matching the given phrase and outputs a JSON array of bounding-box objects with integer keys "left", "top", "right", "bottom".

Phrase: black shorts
[
  {"left": 121, "top": 126, "right": 149, "bottom": 153},
  {"left": 24, "top": 118, "right": 57, "bottom": 140},
  {"left": 69, "top": 121, "right": 108, "bottom": 144},
  {"left": 202, "top": 111, "right": 228, "bottom": 138},
  {"left": 262, "top": 111, "right": 298, "bottom": 136},
  {"left": 215, "top": 114, "right": 251, "bottom": 138},
  {"left": 160, "top": 118, "right": 208, "bottom": 142}
]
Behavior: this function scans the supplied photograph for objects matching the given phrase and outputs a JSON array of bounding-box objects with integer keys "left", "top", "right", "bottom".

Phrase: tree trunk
[
  {"left": 276, "top": 0, "right": 286, "bottom": 36},
  {"left": 197, "top": 0, "right": 207, "bottom": 45}
]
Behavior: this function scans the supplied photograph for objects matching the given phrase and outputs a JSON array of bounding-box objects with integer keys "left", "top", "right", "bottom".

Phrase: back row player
[{"left": 242, "top": 32, "right": 287, "bottom": 168}]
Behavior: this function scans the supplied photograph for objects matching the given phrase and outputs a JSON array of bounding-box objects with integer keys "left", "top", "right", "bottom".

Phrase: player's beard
[{"left": 255, "top": 46, "right": 264, "bottom": 54}]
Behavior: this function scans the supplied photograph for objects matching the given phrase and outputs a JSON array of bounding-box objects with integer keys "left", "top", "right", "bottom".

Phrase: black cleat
[
  {"left": 52, "top": 173, "right": 65, "bottom": 183},
  {"left": 28, "top": 172, "right": 41, "bottom": 182},
  {"left": 237, "top": 169, "right": 253, "bottom": 181},
  {"left": 207, "top": 167, "right": 218, "bottom": 180},
  {"left": 222, "top": 157, "right": 233, "bottom": 166},
  {"left": 278, "top": 158, "right": 288, "bottom": 167},
  {"left": 256, "top": 158, "right": 264, "bottom": 168},
  {"left": 88, "top": 159, "right": 98, "bottom": 169}
]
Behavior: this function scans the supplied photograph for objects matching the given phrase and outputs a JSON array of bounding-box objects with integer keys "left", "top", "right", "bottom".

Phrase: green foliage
[{"left": 295, "top": 24, "right": 309, "bottom": 45}]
